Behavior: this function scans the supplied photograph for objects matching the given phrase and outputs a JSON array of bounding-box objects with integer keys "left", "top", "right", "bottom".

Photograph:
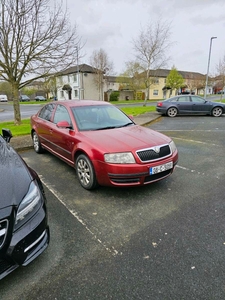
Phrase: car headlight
[
  {"left": 169, "top": 140, "right": 177, "bottom": 153},
  {"left": 104, "top": 152, "right": 135, "bottom": 164},
  {"left": 15, "top": 181, "right": 42, "bottom": 230}
]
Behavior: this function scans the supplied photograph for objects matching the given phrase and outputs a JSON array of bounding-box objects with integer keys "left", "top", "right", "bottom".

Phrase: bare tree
[
  {"left": 0, "top": 0, "right": 81, "bottom": 124},
  {"left": 216, "top": 54, "right": 225, "bottom": 97},
  {"left": 118, "top": 61, "right": 145, "bottom": 99},
  {"left": 89, "top": 48, "right": 114, "bottom": 101},
  {"left": 132, "top": 19, "right": 172, "bottom": 105}
]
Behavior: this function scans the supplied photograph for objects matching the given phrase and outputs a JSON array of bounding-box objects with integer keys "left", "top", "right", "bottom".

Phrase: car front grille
[
  {"left": 0, "top": 219, "right": 8, "bottom": 249},
  {"left": 109, "top": 168, "right": 173, "bottom": 185},
  {"left": 136, "top": 144, "right": 171, "bottom": 162},
  {"left": 144, "top": 169, "right": 172, "bottom": 183}
]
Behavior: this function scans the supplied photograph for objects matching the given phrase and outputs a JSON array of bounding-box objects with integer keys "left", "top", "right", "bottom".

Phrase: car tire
[
  {"left": 32, "top": 131, "right": 44, "bottom": 153},
  {"left": 212, "top": 107, "right": 223, "bottom": 117},
  {"left": 167, "top": 107, "right": 178, "bottom": 117},
  {"left": 76, "top": 154, "right": 98, "bottom": 190}
]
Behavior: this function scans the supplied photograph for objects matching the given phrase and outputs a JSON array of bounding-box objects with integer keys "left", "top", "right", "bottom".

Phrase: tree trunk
[{"left": 11, "top": 83, "right": 21, "bottom": 125}]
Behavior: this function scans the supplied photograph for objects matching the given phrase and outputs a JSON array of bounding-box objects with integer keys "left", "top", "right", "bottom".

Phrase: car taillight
[{"left": 157, "top": 102, "right": 163, "bottom": 107}]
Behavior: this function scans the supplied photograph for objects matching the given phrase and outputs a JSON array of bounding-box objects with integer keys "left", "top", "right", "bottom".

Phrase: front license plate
[{"left": 149, "top": 161, "right": 173, "bottom": 175}]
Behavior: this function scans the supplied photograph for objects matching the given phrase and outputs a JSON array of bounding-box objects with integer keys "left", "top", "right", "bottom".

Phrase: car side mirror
[
  {"left": 2, "top": 128, "right": 13, "bottom": 143},
  {"left": 56, "top": 121, "right": 72, "bottom": 129}
]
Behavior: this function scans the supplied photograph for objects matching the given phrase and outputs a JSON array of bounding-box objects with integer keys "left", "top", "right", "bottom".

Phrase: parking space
[{"left": 2, "top": 115, "right": 225, "bottom": 300}]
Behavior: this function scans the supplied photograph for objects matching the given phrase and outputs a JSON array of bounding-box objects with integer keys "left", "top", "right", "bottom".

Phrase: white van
[{"left": 0, "top": 95, "right": 8, "bottom": 102}]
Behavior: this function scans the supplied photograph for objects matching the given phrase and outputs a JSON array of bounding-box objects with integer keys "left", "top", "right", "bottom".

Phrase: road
[
  {"left": 0, "top": 95, "right": 223, "bottom": 121},
  {"left": 1, "top": 115, "right": 225, "bottom": 299}
]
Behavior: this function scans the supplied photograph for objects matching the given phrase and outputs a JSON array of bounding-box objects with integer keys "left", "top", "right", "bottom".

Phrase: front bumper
[
  {"left": 0, "top": 205, "right": 49, "bottom": 280},
  {"left": 94, "top": 151, "right": 178, "bottom": 187}
]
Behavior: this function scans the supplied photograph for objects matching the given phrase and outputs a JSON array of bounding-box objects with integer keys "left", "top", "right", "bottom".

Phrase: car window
[
  {"left": 38, "top": 103, "right": 56, "bottom": 121},
  {"left": 177, "top": 96, "right": 190, "bottom": 102},
  {"left": 53, "top": 104, "right": 72, "bottom": 125},
  {"left": 72, "top": 105, "right": 132, "bottom": 131},
  {"left": 191, "top": 96, "right": 205, "bottom": 103},
  {"left": 169, "top": 97, "right": 178, "bottom": 102}
]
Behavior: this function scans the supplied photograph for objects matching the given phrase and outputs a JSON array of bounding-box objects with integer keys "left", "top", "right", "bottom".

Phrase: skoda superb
[{"left": 30, "top": 100, "right": 178, "bottom": 190}]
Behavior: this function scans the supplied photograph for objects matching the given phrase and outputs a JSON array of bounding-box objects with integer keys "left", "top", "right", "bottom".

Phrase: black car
[
  {"left": 156, "top": 95, "right": 225, "bottom": 117},
  {"left": 20, "top": 95, "right": 30, "bottom": 102},
  {"left": 35, "top": 96, "right": 46, "bottom": 101},
  {"left": 0, "top": 129, "right": 49, "bottom": 280}
]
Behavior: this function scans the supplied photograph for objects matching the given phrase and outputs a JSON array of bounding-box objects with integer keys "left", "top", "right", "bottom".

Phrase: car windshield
[{"left": 72, "top": 105, "right": 134, "bottom": 131}]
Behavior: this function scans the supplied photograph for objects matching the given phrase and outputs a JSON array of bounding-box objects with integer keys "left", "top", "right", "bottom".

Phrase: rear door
[
  {"left": 50, "top": 104, "right": 75, "bottom": 164},
  {"left": 176, "top": 96, "right": 192, "bottom": 114},
  {"left": 35, "top": 103, "right": 56, "bottom": 149}
]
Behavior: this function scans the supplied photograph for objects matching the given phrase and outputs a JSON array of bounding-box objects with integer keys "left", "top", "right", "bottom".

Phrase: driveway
[{"left": 1, "top": 115, "right": 225, "bottom": 300}]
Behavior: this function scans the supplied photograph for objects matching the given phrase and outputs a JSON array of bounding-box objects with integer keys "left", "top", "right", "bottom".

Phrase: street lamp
[
  {"left": 75, "top": 46, "right": 80, "bottom": 100},
  {"left": 204, "top": 36, "right": 217, "bottom": 99}
]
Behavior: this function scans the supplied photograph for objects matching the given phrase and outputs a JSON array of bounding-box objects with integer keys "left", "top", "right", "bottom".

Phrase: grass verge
[{"left": 0, "top": 105, "right": 156, "bottom": 136}]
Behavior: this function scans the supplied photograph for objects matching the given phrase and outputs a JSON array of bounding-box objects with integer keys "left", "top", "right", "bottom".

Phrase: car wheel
[
  {"left": 76, "top": 154, "right": 98, "bottom": 190},
  {"left": 32, "top": 131, "right": 44, "bottom": 153},
  {"left": 167, "top": 107, "right": 178, "bottom": 117},
  {"left": 212, "top": 107, "right": 222, "bottom": 117}
]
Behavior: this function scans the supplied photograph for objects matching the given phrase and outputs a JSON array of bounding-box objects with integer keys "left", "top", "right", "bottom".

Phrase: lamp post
[
  {"left": 76, "top": 46, "right": 80, "bottom": 100},
  {"left": 204, "top": 36, "right": 217, "bottom": 99}
]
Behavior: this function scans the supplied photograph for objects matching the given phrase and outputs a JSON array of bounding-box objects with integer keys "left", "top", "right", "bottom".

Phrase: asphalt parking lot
[{"left": 1, "top": 115, "right": 225, "bottom": 300}]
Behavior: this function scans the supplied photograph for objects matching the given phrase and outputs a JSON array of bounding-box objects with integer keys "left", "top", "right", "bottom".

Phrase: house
[
  {"left": 56, "top": 64, "right": 102, "bottom": 101},
  {"left": 55, "top": 64, "right": 210, "bottom": 101},
  {"left": 136, "top": 69, "right": 208, "bottom": 100}
]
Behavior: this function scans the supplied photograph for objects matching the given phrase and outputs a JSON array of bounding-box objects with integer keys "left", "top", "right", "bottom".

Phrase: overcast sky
[{"left": 66, "top": 0, "right": 225, "bottom": 76}]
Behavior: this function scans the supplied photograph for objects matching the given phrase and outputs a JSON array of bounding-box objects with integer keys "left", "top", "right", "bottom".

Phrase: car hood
[
  {"left": 0, "top": 140, "right": 32, "bottom": 208},
  {"left": 80, "top": 124, "right": 171, "bottom": 152}
]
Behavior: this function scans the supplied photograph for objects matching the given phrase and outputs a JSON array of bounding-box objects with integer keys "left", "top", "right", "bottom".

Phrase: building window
[
  {"left": 153, "top": 90, "right": 158, "bottom": 95},
  {"left": 74, "top": 89, "right": 78, "bottom": 98},
  {"left": 68, "top": 75, "right": 70, "bottom": 82},
  {"left": 73, "top": 74, "right": 77, "bottom": 82},
  {"left": 59, "top": 77, "right": 63, "bottom": 85},
  {"left": 60, "top": 91, "right": 64, "bottom": 98},
  {"left": 152, "top": 78, "right": 159, "bottom": 84}
]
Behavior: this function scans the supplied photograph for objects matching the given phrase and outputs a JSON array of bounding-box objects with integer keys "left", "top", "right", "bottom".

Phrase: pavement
[{"left": 8, "top": 112, "right": 161, "bottom": 151}]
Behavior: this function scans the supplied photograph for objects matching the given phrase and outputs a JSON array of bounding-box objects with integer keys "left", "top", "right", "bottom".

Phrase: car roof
[{"left": 53, "top": 100, "right": 112, "bottom": 107}]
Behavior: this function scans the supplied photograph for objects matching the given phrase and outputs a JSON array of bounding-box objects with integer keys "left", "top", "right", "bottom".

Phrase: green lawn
[
  {"left": 0, "top": 105, "right": 156, "bottom": 136},
  {"left": 0, "top": 119, "right": 31, "bottom": 136}
]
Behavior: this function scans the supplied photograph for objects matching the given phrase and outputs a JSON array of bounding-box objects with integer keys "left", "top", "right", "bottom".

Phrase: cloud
[{"left": 64, "top": 0, "right": 225, "bottom": 75}]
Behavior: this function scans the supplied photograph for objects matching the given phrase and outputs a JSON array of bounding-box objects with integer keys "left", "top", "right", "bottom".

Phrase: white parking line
[
  {"left": 171, "top": 136, "right": 220, "bottom": 147},
  {"left": 176, "top": 165, "right": 204, "bottom": 176},
  {"left": 39, "top": 175, "right": 121, "bottom": 257}
]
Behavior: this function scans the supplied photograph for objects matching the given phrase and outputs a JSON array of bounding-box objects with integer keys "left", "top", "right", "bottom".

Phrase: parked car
[
  {"left": 217, "top": 90, "right": 224, "bottom": 94},
  {"left": 156, "top": 95, "right": 225, "bottom": 117},
  {"left": 0, "top": 95, "right": 8, "bottom": 102},
  {"left": 35, "top": 96, "right": 46, "bottom": 101},
  {"left": 20, "top": 95, "right": 30, "bottom": 102},
  {"left": 0, "top": 128, "right": 50, "bottom": 280},
  {"left": 30, "top": 100, "right": 178, "bottom": 190}
]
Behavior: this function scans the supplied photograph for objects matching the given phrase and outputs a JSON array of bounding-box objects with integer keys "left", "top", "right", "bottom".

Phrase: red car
[{"left": 30, "top": 100, "right": 178, "bottom": 190}]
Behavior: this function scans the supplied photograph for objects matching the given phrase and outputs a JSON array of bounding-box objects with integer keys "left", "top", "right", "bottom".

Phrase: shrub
[{"left": 109, "top": 91, "right": 120, "bottom": 101}]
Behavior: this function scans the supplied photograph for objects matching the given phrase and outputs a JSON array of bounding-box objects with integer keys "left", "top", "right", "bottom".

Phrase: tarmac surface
[{"left": 9, "top": 112, "right": 162, "bottom": 151}]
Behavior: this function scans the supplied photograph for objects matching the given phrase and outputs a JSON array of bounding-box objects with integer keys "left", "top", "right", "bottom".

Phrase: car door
[
  {"left": 176, "top": 96, "right": 192, "bottom": 114},
  {"left": 36, "top": 103, "right": 56, "bottom": 149},
  {"left": 50, "top": 104, "right": 75, "bottom": 163},
  {"left": 191, "top": 96, "right": 211, "bottom": 114}
]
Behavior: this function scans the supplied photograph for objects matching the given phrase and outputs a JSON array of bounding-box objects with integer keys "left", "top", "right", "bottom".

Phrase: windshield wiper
[
  {"left": 96, "top": 126, "right": 116, "bottom": 130},
  {"left": 118, "top": 122, "right": 134, "bottom": 128}
]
